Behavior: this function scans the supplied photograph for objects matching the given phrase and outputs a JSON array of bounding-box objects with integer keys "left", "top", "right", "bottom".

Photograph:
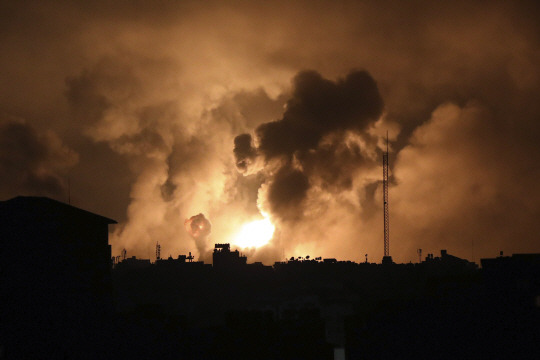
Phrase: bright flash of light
[{"left": 233, "top": 218, "right": 275, "bottom": 249}]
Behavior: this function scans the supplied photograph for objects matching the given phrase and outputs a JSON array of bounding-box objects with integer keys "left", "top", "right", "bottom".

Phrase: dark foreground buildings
[
  {"left": 1, "top": 196, "right": 540, "bottom": 359},
  {"left": 0, "top": 196, "right": 116, "bottom": 358},
  {"left": 114, "top": 246, "right": 540, "bottom": 359}
]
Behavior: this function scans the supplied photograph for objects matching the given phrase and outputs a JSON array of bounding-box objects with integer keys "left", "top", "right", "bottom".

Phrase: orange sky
[{"left": 1, "top": 0, "right": 539, "bottom": 263}]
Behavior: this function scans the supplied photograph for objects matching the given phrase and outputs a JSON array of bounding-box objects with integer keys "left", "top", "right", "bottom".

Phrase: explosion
[
  {"left": 184, "top": 213, "right": 212, "bottom": 260},
  {"left": 233, "top": 215, "right": 275, "bottom": 249}
]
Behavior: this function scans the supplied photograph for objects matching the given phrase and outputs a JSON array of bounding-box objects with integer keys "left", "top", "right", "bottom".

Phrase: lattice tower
[{"left": 383, "top": 132, "right": 389, "bottom": 257}]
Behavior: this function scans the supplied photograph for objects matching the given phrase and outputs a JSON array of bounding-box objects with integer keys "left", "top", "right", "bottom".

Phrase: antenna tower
[
  {"left": 382, "top": 131, "right": 393, "bottom": 264},
  {"left": 156, "top": 241, "right": 161, "bottom": 261}
]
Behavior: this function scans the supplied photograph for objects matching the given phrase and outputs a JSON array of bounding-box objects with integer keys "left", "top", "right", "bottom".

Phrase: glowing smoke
[{"left": 1, "top": 0, "right": 538, "bottom": 265}]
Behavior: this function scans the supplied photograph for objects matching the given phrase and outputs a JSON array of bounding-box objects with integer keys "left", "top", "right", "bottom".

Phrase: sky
[{"left": 1, "top": 0, "right": 539, "bottom": 264}]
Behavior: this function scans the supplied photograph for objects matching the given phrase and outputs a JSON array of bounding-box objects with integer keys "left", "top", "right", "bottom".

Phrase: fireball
[{"left": 233, "top": 217, "right": 275, "bottom": 249}]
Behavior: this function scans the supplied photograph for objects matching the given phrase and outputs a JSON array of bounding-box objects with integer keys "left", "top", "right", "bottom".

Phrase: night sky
[{"left": 1, "top": 0, "right": 539, "bottom": 263}]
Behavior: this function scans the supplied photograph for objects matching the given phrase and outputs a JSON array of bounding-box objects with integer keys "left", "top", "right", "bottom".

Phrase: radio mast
[{"left": 382, "top": 131, "right": 393, "bottom": 264}]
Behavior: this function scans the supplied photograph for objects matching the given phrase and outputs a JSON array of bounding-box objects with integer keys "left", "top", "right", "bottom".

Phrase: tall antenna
[
  {"left": 156, "top": 241, "right": 161, "bottom": 261},
  {"left": 382, "top": 131, "right": 393, "bottom": 264}
]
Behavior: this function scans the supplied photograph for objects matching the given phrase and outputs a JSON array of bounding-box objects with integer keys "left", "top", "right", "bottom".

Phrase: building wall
[{"left": 0, "top": 197, "right": 115, "bottom": 358}]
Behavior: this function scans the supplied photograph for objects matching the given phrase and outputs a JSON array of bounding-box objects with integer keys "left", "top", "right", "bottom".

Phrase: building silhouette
[
  {"left": 212, "top": 243, "right": 247, "bottom": 269},
  {"left": 0, "top": 196, "right": 116, "bottom": 358}
]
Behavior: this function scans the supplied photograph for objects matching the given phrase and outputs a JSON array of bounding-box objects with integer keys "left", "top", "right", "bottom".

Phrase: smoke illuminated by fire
[{"left": 3, "top": 1, "right": 539, "bottom": 264}]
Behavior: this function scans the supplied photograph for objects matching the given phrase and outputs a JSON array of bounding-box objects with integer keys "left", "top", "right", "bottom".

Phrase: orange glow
[{"left": 233, "top": 217, "right": 275, "bottom": 249}]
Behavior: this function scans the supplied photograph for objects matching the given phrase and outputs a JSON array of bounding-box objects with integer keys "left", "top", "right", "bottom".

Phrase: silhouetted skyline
[{"left": 2, "top": 196, "right": 539, "bottom": 358}]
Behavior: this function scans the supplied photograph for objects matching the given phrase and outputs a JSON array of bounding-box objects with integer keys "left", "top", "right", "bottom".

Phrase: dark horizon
[{"left": 1, "top": 195, "right": 539, "bottom": 359}]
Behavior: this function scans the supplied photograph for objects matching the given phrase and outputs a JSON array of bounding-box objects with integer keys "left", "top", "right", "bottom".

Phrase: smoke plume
[
  {"left": 234, "top": 70, "right": 384, "bottom": 222},
  {"left": 0, "top": 116, "right": 78, "bottom": 199},
  {"left": 2, "top": 0, "right": 540, "bottom": 263}
]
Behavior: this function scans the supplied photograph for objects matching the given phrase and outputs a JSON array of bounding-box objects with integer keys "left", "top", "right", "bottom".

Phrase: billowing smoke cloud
[
  {"left": 234, "top": 70, "right": 384, "bottom": 221},
  {"left": 392, "top": 101, "right": 540, "bottom": 260},
  {"left": 256, "top": 70, "right": 382, "bottom": 159},
  {"left": 1, "top": 0, "right": 539, "bottom": 264},
  {"left": 184, "top": 213, "right": 212, "bottom": 260},
  {"left": 0, "top": 116, "right": 78, "bottom": 199}
]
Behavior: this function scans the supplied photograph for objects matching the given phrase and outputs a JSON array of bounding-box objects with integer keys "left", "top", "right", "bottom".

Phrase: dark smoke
[
  {"left": 234, "top": 70, "right": 384, "bottom": 221},
  {"left": 0, "top": 117, "right": 77, "bottom": 199},
  {"left": 255, "top": 70, "right": 382, "bottom": 160},
  {"left": 184, "top": 213, "right": 212, "bottom": 260},
  {"left": 267, "top": 165, "right": 309, "bottom": 220},
  {"left": 233, "top": 133, "right": 257, "bottom": 173}
]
